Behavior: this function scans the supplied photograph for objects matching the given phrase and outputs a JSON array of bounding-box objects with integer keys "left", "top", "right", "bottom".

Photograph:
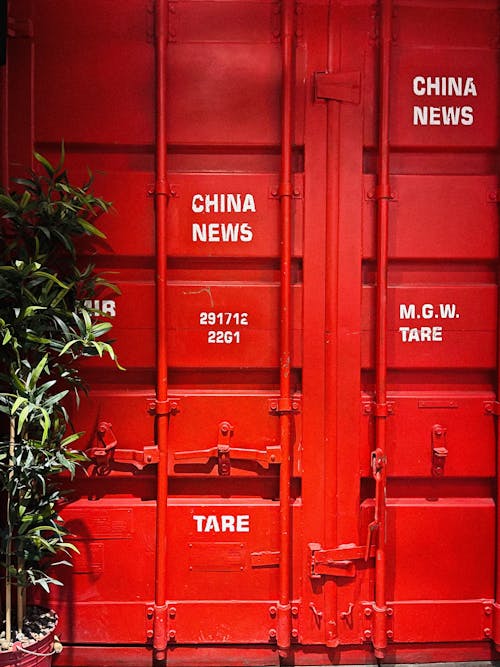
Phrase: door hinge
[
  {"left": 308, "top": 542, "right": 376, "bottom": 579},
  {"left": 314, "top": 71, "right": 361, "bottom": 104}
]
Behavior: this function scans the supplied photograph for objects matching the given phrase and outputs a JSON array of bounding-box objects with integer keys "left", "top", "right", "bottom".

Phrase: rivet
[
  {"left": 386, "top": 607, "right": 393, "bottom": 617},
  {"left": 168, "top": 630, "right": 176, "bottom": 640},
  {"left": 485, "top": 605, "right": 493, "bottom": 616},
  {"left": 169, "top": 607, "right": 176, "bottom": 618},
  {"left": 387, "top": 630, "right": 394, "bottom": 640},
  {"left": 291, "top": 606, "right": 299, "bottom": 617},
  {"left": 269, "top": 606, "right": 277, "bottom": 617},
  {"left": 484, "top": 627, "right": 492, "bottom": 638},
  {"left": 364, "top": 608, "right": 372, "bottom": 617},
  {"left": 147, "top": 629, "right": 154, "bottom": 639},
  {"left": 364, "top": 629, "right": 372, "bottom": 639},
  {"left": 291, "top": 629, "right": 299, "bottom": 639},
  {"left": 147, "top": 607, "right": 154, "bottom": 619},
  {"left": 269, "top": 629, "right": 277, "bottom": 639}
]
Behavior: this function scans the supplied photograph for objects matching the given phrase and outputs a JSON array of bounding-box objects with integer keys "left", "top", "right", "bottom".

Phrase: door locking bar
[
  {"left": 174, "top": 421, "right": 282, "bottom": 476},
  {"left": 308, "top": 542, "right": 377, "bottom": 579},
  {"left": 87, "top": 421, "right": 159, "bottom": 474}
]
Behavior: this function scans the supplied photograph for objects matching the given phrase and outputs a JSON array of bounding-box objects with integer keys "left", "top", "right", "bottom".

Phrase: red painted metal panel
[
  {"left": 4, "top": 0, "right": 500, "bottom": 664},
  {"left": 363, "top": 175, "right": 499, "bottom": 260}
]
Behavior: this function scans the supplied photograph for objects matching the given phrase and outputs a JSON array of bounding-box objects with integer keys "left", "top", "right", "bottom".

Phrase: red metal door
[{"left": 3, "top": 1, "right": 500, "bottom": 665}]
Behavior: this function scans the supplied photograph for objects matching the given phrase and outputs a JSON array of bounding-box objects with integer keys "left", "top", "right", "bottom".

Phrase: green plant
[{"left": 0, "top": 148, "right": 119, "bottom": 648}]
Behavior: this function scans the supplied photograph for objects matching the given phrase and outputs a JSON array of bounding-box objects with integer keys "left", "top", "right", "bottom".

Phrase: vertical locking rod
[
  {"left": 372, "top": 0, "right": 393, "bottom": 658},
  {"left": 153, "top": 0, "right": 170, "bottom": 661},
  {"left": 277, "top": 0, "right": 295, "bottom": 655},
  {"left": 323, "top": 0, "right": 341, "bottom": 648}
]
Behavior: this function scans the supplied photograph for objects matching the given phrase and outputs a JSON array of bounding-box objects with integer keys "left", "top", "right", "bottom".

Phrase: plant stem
[
  {"left": 5, "top": 417, "right": 15, "bottom": 644},
  {"left": 17, "top": 556, "right": 25, "bottom": 633}
]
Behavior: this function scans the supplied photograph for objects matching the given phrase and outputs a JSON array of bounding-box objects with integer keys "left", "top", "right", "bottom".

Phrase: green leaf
[
  {"left": 77, "top": 218, "right": 107, "bottom": 239},
  {"left": 34, "top": 151, "right": 55, "bottom": 175},
  {"left": 29, "top": 353, "right": 49, "bottom": 389},
  {"left": 20, "top": 190, "right": 31, "bottom": 209},
  {"left": 11, "top": 396, "right": 26, "bottom": 413},
  {"left": 61, "top": 432, "right": 83, "bottom": 447},
  {"left": 17, "top": 404, "right": 32, "bottom": 432},
  {"left": 32, "top": 270, "right": 71, "bottom": 289}
]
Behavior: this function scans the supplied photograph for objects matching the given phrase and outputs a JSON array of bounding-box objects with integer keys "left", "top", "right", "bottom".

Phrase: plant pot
[{"left": 0, "top": 609, "right": 58, "bottom": 667}]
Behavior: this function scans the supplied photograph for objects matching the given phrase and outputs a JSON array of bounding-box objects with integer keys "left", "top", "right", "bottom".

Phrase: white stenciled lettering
[
  {"left": 399, "top": 326, "right": 443, "bottom": 343},
  {"left": 192, "top": 223, "right": 253, "bottom": 243},
  {"left": 192, "top": 514, "right": 251, "bottom": 533},
  {"left": 205, "top": 194, "right": 218, "bottom": 213},
  {"left": 413, "top": 106, "right": 474, "bottom": 126},
  {"left": 208, "top": 223, "right": 220, "bottom": 242},
  {"left": 200, "top": 312, "right": 249, "bottom": 326},
  {"left": 193, "top": 515, "right": 206, "bottom": 532},
  {"left": 204, "top": 515, "right": 219, "bottom": 532},
  {"left": 460, "top": 106, "right": 474, "bottom": 125},
  {"left": 220, "top": 515, "right": 236, "bottom": 532},
  {"left": 191, "top": 194, "right": 204, "bottom": 213},
  {"left": 399, "top": 303, "right": 459, "bottom": 321},
  {"left": 412, "top": 75, "right": 477, "bottom": 127},
  {"left": 439, "top": 303, "right": 458, "bottom": 319},
  {"left": 412, "top": 76, "right": 477, "bottom": 97},
  {"left": 242, "top": 194, "right": 256, "bottom": 213},
  {"left": 191, "top": 193, "right": 256, "bottom": 214},
  {"left": 421, "top": 304, "right": 434, "bottom": 319},
  {"left": 400, "top": 304, "right": 416, "bottom": 320},
  {"left": 207, "top": 330, "right": 241, "bottom": 344},
  {"left": 83, "top": 299, "right": 116, "bottom": 317},
  {"left": 236, "top": 515, "right": 250, "bottom": 532}
]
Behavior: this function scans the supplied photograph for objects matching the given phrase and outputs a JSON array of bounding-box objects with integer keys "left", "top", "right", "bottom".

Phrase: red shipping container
[{"left": 2, "top": 0, "right": 499, "bottom": 665}]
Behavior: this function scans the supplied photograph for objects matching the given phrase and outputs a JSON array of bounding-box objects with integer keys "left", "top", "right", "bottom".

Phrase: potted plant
[{"left": 0, "top": 147, "right": 119, "bottom": 664}]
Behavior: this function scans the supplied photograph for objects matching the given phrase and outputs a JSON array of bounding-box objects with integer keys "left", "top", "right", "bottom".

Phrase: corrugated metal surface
[{"left": 4, "top": 0, "right": 500, "bottom": 664}]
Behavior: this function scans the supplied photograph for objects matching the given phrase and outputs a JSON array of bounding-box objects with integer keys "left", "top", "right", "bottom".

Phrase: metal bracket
[
  {"left": 484, "top": 401, "right": 500, "bottom": 416},
  {"left": 147, "top": 183, "right": 177, "bottom": 198},
  {"left": 431, "top": 424, "right": 448, "bottom": 477},
  {"left": 269, "top": 185, "right": 302, "bottom": 199},
  {"left": 308, "top": 542, "right": 376, "bottom": 579},
  {"left": 362, "top": 401, "right": 394, "bottom": 416},
  {"left": 361, "top": 602, "right": 394, "bottom": 644},
  {"left": 87, "top": 421, "right": 159, "bottom": 475},
  {"left": 487, "top": 190, "right": 500, "bottom": 203},
  {"left": 269, "top": 397, "right": 301, "bottom": 415},
  {"left": 147, "top": 397, "right": 181, "bottom": 416},
  {"left": 8, "top": 17, "right": 33, "bottom": 38},
  {"left": 315, "top": 70, "right": 361, "bottom": 104}
]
